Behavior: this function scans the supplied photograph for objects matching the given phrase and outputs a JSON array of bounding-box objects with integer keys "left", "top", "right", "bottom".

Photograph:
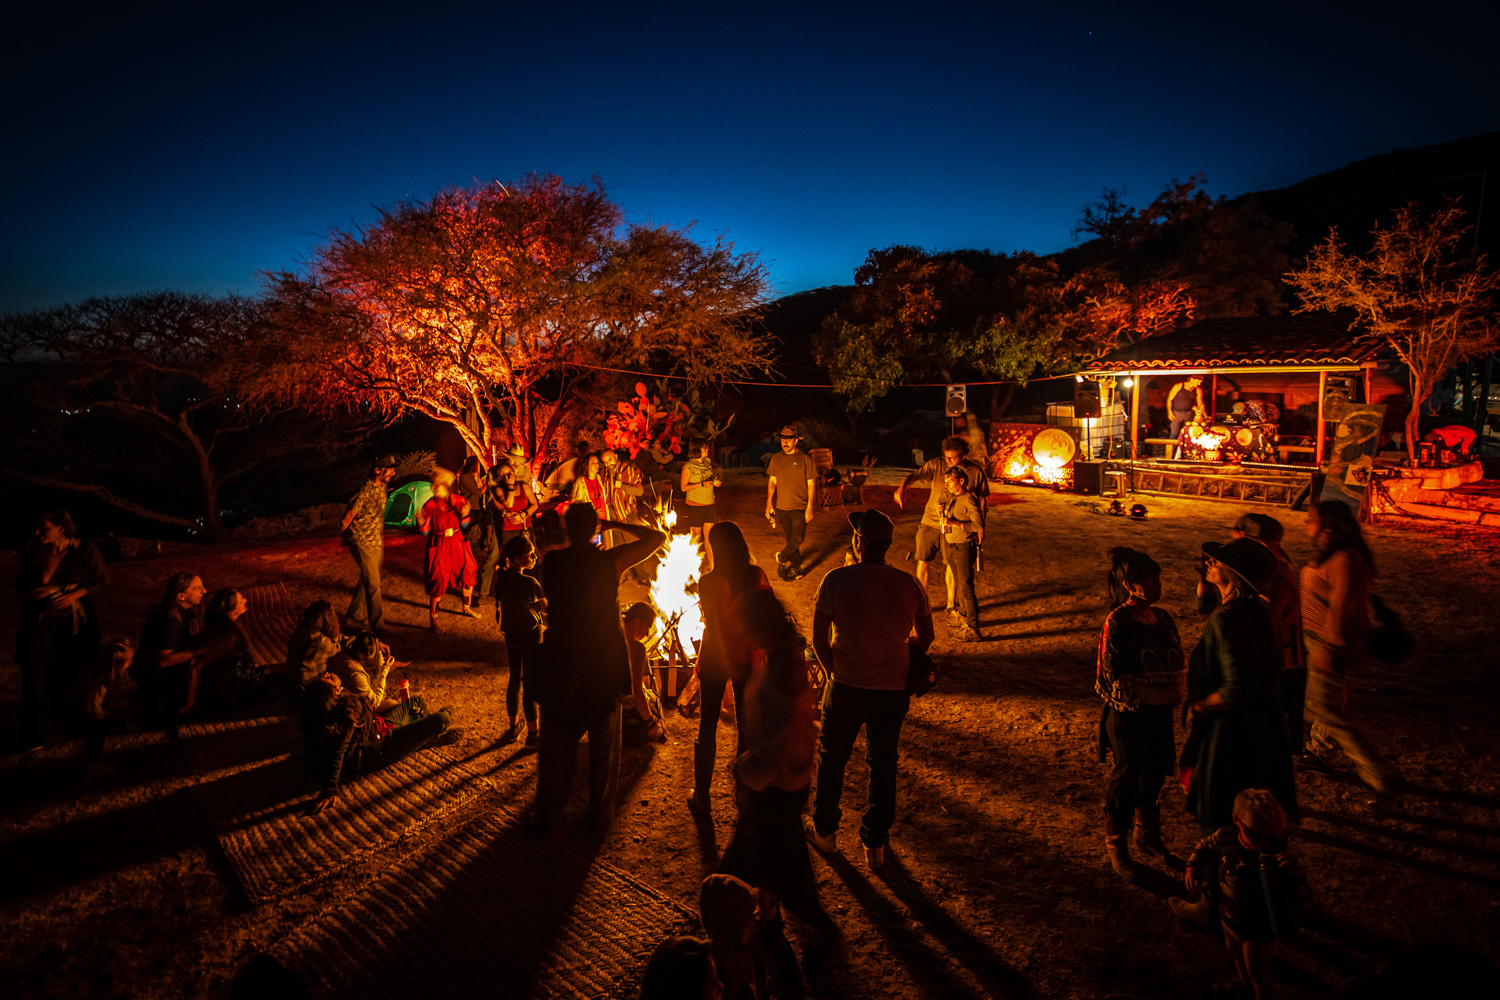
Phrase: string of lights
[{"left": 561, "top": 360, "right": 1092, "bottom": 389}]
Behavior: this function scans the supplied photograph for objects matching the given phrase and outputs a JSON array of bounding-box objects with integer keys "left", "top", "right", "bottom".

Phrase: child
[
  {"left": 1175, "top": 788, "right": 1309, "bottom": 1000},
  {"left": 622, "top": 601, "right": 666, "bottom": 745},
  {"left": 697, "top": 873, "right": 767, "bottom": 1000},
  {"left": 74, "top": 640, "right": 137, "bottom": 776},
  {"left": 941, "top": 466, "right": 985, "bottom": 639},
  {"left": 496, "top": 535, "right": 546, "bottom": 746}
]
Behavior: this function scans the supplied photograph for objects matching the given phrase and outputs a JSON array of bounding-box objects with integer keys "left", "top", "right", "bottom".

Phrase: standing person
[
  {"left": 13, "top": 511, "right": 110, "bottom": 749},
  {"left": 529, "top": 504, "right": 665, "bottom": 831},
  {"left": 601, "top": 448, "right": 645, "bottom": 538},
  {"left": 570, "top": 453, "right": 611, "bottom": 528},
  {"left": 940, "top": 467, "right": 985, "bottom": 639},
  {"left": 687, "top": 522, "right": 772, "bottom": 823},
  {"left": 893, "top": 436, "right": 989, "bottom": 611},
  {"left": 765, "top": 425, "right": 817, "bottom": 581},
  {"left": 134, "top": 572, "right": 206, "bottom": 722},
  {"left": 492, "top": 459, "right": 540, "bottom": 556},
  {"left": 1167, "top": 376, "right": 1206, "bottom": 444},
  {"left": 496, "top": 535, "right": 546, "bottom": 747},
  {"left": 341, "top": 455, "right": 396, "bottom": 635},
  {"left": 1297, "top": 501, "right": 1406, "bottom": 808},
  {"left": 805, "top": 510, "right": 934, "bottom": 868},
  {"left": 457, "top": 457, "right": 499, "bottom": 604},
  {"left": 418, "top": 473, "right": 479, "bottom": 628},
  {"left": 721, "top": 588, "right": 824, "bottom": 933},
  {"left": 1096, "top": 547, "right": 1187, "bottom": 881},
  {"left": 681, "top": 440, "right": 723, "bottom": 549},
  {"left": 1186, "top": 538, "right": 1297, "bottom": 832}
]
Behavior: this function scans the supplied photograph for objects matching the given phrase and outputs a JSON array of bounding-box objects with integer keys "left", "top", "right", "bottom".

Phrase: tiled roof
[{"left": 1085, "top": 310, "right": 1385, "bottom": 372}]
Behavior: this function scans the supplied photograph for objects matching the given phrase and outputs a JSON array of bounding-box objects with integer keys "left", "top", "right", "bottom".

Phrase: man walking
[
  {"left": 805, "top": 510, "right": 934, "bottom": 868},
  {"left": 893, "top": 436, "right": 988, "bottom": 610},
  {"left": 531, "top": 504, "right": 665, "bottom": 831},
  {"left": 765, "top": 425, "right": 816, "bottom": 580},
  {"left": 342, "top": 454, "right": 396, "bottom": 634}
]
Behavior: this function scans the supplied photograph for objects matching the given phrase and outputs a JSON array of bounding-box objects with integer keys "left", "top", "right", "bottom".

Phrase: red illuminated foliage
[{"left": 253, "top": 176, "right": 771, "bottom": 472}]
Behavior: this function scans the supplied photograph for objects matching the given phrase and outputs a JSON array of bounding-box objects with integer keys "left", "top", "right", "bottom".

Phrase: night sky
[{"left": 4, "top": 1, "right": 1497, "bottom": 312}]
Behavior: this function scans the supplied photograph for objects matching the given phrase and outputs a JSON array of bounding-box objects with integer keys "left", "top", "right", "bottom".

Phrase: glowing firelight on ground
[{"left": 647, "top": 501, "right": 704, "bottom": 653}]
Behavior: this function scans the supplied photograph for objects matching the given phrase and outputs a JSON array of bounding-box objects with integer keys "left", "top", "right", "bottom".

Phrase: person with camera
[{"left": 805, "top": 509, "right": 934, "bottom": 869}]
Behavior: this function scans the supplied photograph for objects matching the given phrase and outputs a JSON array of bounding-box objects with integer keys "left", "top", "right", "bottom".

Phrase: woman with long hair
[
  {"left": 184, "top": 588, "right": 256, "bottom": 712},
  {"left": 687, "top": 521, "right": 771, "bottom": 823},
  {"left": 1298, "top": 501, "right": 1405, "bottom": 806},
  {"left": 1185, "top": 538, "right": 1297, "bottom": 832},
  {"left": 73, "top": 640, "right": 136, "bottom": 772},
  {"left": 287, "top": 600, "right": 345, "bottom": 690},
  {"left": 492, "top": 460, "right": 539, "bottom": 555},
  {"left": 14, "top": 510, "right": 109, "bottom": 749},
  {"left": 570, "top": 453, "right": 611, "bottom": 528},
  {"left": 680, "top": 439, "right": 722, "bottom": 549},
  {"left": 1096, "top": 547, "right": 1186, "bottom": 880},
  {"left": 299, "top": 670, "right": 453, "bottom": 814}
]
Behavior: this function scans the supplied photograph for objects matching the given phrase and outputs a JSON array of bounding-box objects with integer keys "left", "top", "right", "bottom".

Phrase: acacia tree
[
  {"left": 256, "top": 176, "right": 772, "bottom": 474},
  {"left": 1287, "top": 199, "right": 1499, "bottom": 465},
  {"left": 0, "top": 292, "right": 366, "bottom": 539}
]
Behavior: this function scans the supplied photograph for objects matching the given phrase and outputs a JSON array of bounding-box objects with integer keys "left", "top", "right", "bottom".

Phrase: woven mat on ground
[
  {"left": 193, "top": 746, "right": 492, "bottom": 904},
  {"left": 240, "top": 581, "right": 301, "bottom": 668},
  {"left": 270, "top": 809, "right": 697, "bottom": 999},
  {"left": 179, "top": 711, "right": 302, "bottom": 774}
]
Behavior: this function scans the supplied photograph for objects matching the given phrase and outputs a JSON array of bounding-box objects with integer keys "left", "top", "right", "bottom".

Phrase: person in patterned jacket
[
  {"left": 341, "top": 455, "right": 397, "bottom": 634},
  {"left": 1096, "top": 546, "right": 1187, "bottom": 881}
]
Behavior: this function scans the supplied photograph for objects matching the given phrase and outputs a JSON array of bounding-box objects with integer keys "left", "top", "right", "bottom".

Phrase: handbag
[
  {"left": 1367, "top": 594, "right": 1413, "bottom": 664},
  {"left": 905, "top": 645, "right": 938, "bottom": 697}
]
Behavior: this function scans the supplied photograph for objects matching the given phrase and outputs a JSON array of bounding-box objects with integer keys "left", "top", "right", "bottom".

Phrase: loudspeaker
[
  {"left": 1074, "top": 381, "right": 1102, "bottom": 419},
  {"left": 1074, "top": 460, "right": 1105, "bottom": 496},
  {"left": 945, "top": 384, "right": 967, "bottom": 417},
  {"left": 1323, "top": 376, "right": 1355, "bottom": 419}
]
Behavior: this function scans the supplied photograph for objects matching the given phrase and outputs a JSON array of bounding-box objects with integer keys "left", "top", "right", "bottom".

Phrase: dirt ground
[{"left": 2, "top": 469, "right": 1498, "bottom": 999}]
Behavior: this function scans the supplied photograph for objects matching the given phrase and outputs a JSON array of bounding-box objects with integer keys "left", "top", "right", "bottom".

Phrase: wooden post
[
  {"left": 1209, "top": 374, "right": 1218, "bottom": 420},
  {"left": 1315, "top": 370, "right": 1328, "bottom": 467},
  {"left": 1362, "top": 365, "right": 1374, "bottom": 405},
  {"left": 1130, "top": 371, "right": 1141, "bottom": 462}
]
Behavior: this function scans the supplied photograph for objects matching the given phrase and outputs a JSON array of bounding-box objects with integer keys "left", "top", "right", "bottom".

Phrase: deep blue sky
[{"left": 4, "top": 1, "right": 1497, "bottom": 312}]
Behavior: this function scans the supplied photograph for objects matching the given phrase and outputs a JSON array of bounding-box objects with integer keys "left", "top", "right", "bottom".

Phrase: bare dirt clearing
[{"left": 2, "top": 474, "right": 1497, "bottom": 998}]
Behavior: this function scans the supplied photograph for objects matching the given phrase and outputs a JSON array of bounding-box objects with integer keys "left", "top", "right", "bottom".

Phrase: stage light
[
  {"left": 1121, "top": 377, "right": 1134, "bottom": 388},
  {"left": 1075, "top": 375, "right": 1085, "bottom": 383}
]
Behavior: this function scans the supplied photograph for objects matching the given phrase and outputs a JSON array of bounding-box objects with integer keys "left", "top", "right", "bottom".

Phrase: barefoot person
[
  {"left": 1096, "top": 547, "right": 1186, "bottom": 881},
  {"left": 418, "top": 472, "right": 479, "bottom": 628},
  {"left": 341, "top": 454, "right": 396, "bottom": 635},
  {"left": 805, "top": 510, "right": 933, "bottom": 868}
]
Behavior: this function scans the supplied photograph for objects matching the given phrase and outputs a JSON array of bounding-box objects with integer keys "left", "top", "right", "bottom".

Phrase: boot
[
  {"left": 1132, "top": 804, "right": 1185, "bottom": 871},
  {"left": 1105, "top": 833, "right": 1137, "bottom": 881},
  {"left": 686, "top": 739, "right": 715, "bottom": 823}
]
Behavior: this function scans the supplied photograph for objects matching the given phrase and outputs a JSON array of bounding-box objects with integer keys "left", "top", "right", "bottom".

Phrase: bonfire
[{"left": 645, "top": 500, "right": 704, "bottom": 657}]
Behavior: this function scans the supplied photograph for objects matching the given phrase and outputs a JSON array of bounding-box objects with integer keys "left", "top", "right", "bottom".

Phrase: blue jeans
[{"left": 812, "top": 682, "right": 910, "bottom": 848}]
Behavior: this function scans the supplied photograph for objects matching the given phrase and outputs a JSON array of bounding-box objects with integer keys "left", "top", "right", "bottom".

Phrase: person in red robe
[{"left": 418, "top": 476, "right": 478, "bottom": 630}]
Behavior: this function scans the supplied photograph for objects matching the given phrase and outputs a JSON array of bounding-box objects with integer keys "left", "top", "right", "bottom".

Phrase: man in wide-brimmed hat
[
  {"left": 341, "top": 454, "right": 398, "bottom": 634},
  {"left": 765, "top": 424, "right": 817, "bottom": 580}
]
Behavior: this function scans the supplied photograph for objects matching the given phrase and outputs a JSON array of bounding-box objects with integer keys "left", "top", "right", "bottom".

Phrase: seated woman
[
  {"left": 286, "top": 601, "right": 346, "bottom": 691},
  {"left": 299, "top": 670, "right": 454, "bottom": 814},
  {"left": 184, "top": 588, "right": 263, "bottom": 713},
  {"left": 72, "top": 639, "right": 137, "bottom": 775},
  {"left": 329, "top": 630, "right": 401, "bottom": 712}
]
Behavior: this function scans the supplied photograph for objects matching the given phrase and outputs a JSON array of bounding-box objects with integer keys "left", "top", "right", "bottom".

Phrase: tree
[
  {"left": 1286, "top": 199, "right": 1499, "bottom": 464},
  {"left": 0, "top": 292, "right": 367, "bottom": 540},
  {"left": 255, "top": 176, "right": 772, "bottom": 474}
]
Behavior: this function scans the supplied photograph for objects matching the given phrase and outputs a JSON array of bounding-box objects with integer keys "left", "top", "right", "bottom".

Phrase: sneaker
[
  {"left": 864, "top": 843, "right": 886, "bottom": 869},
  {"left": 803, "top": 815, "right": 838, "bottom": 854}
]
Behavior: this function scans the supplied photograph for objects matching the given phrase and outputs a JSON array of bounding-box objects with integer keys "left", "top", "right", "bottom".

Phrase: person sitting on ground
[
  {"left": 639, "top": 934, "right": 721, "bottom": 1000},
  {"left": 496, "top": 535, "right": 546, "bottom": 746},
  {"left": 697, "top": 874, "right": 767, "bottom": 1000},
  {"left": 329, "top": 630, "right": 404, "bottom": 712},
  {"left": 1172, "top": 788, "right": 1308, "bottom": 1000},
  {"left": 940, "top": 466, "right": 985, "bottom": 640},
  {"left": 622, "top": 602, "right": 666, "bottom": 747},
  {"left": 133, "top": 572, "right": 207, "bottom": 722},
  {"left": 300, "top": 670, "right": 454, "bottom": 815},
  {"left": 72, "top": 639, "right": 136, "bottom": 775},
  {"left": 287, "top": 601, "right": 347, "bottom": 691},
  {"left": 182, "top": 588, "right": 262, "bottom": 713}
]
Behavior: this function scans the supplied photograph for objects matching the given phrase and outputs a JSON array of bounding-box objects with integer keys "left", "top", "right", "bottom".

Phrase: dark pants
[
  {"left": 536, "top": 703, "right": 622, "bottom": 828},
  {"left": 505, "top": 635, "right": 539, "bottom": 726},
  {"left": 812, "top": 682, "right": 910, "bottom": 848},
  {"left": 774, "top": 508, "right": 807, "bottom": 574},
  {"left": 695, "top": 672, "right": 747, "bottom": 795},
  {"left": 1280, "top": 667, "right": 1307, "bottom": 754},
  {"left": 376, "top": 707, "right": 452, "bottom": 765},
  {"left": 943, "top": 539, "right": 979, "bottom": 627},
  {"left": 1102, "top": 703, "right": 1175, "bottom": 835},
  {"left": 346, "top": 539, "right": 385, "bottom": 629},
  {"left": 470, "top": 527, "right": 501, "bottom": 598}
]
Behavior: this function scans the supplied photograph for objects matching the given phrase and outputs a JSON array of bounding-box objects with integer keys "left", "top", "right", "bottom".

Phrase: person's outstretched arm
[{"left": 605, "top": 520, "right": 666, "bottom": 577}]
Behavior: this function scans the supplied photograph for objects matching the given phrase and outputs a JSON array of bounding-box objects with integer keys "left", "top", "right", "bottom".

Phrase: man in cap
[
  {"left": 765, "top": 425, "right": 817, "bottom": 580},
  {"left": 805, "top": 509, "right": 934, "bottom": 868},
  {"left": 893, "top": 436, "right": 989, "bottom": 610},
  {"left": 341, "top": 454, "right": 397, "bottom": 634}
]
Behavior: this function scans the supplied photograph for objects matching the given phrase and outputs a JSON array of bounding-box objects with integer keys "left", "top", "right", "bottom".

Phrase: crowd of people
[{"left": 7, "top": 427, "right": 1436, "bottom": 1000}]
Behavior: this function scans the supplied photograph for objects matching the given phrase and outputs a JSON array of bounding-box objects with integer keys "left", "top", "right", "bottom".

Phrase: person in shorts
[
  {"left": 681, "top": 439, "right": 722, "bottom": 548},
  {"left": 894, "top": 436, "right": 988, "bottom": 609}
]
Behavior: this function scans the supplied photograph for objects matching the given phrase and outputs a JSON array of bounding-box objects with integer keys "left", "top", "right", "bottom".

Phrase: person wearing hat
[
  {"left": 340, "top": 454, "right": 398, "bottom": 634},
  {"left": 765, "top": 425, "right": 817, "bottom": 580},
  {"left": 1199, "top": 513, "right": 1305, "bottom": 751},
  {"left": 1183, "top": 537, "right": 1298, "bottom": 833},
  {"left": 805, "top": 509, "right": 934, "bottom": 868},
  {"left": 893, "top": 436, "right": 989, "bottom": 612}
]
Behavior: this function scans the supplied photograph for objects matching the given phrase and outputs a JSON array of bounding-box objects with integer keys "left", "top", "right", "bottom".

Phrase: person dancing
[{"left": 418, "top": 474, "right": 479, "bottom": 629}]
